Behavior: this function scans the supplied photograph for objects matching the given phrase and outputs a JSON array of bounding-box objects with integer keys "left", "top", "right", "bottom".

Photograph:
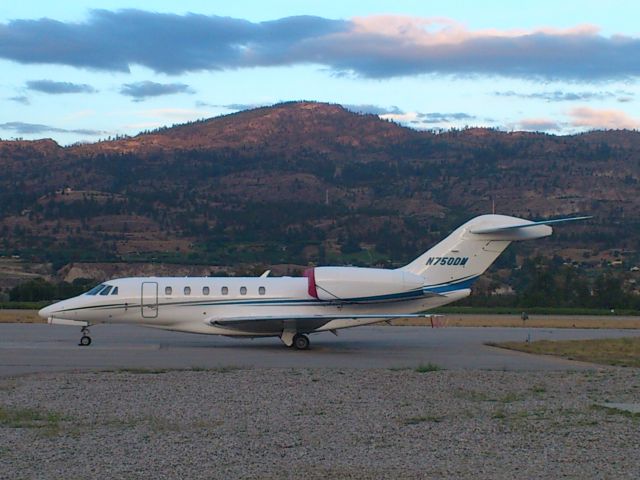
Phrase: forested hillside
[{"left": 1, "top": 101, "right": 639, "bottom": 303}]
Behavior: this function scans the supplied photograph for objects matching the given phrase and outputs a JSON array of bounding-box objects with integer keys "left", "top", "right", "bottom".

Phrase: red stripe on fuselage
[{"left": 303, "top": 268, "right": 318, "bottom": 299}]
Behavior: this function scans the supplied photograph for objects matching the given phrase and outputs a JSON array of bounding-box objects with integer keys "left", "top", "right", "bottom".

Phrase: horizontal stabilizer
[{"left": 469, "top": 216, "right": 591, "bottom": 235}]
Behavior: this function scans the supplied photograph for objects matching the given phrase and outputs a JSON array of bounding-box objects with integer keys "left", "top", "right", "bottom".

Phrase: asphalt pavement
[{"left": 1, "top": 323, "right": 638, "bottom": 376}]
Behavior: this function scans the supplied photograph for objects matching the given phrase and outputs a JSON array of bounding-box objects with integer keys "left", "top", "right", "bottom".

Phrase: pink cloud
[
  {"left": 568, "top": 106, "right": 639, "bottom": 130},
  {"left": 317, "top": 16, "right": 632, "bottom": 79},
  {"left": 350, "top": 16, "right": 599, "bottom": 45}
]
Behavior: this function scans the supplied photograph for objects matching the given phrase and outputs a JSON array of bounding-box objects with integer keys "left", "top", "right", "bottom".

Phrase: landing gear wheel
[
  {"left": 292, "top": 334, "right": 310, "bottom": 350},
  {"left": 79, "top": 325, "right": 92, "bottom": 346}
]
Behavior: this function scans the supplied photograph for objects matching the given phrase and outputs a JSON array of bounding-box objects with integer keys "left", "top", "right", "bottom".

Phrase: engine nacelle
[{"left": 304, "top": 266, "right": 425, "bottom": 302}]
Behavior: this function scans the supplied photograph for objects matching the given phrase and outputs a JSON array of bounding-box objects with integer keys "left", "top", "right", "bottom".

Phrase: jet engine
[{"left": 304, "top": 266, "right": 425, "bottom": 302}]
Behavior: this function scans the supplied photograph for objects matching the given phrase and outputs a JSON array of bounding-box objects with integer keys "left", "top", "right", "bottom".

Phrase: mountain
[
  {"left": 70, "top": 101, "right": 414, "bottom": 155},
  {"left": 1, "top": 101, "right": 639, "bottom": 284}
]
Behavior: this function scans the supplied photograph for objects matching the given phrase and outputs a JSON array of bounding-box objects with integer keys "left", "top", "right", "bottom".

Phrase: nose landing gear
[{"left": 79, "top": 326, "right": 92, "bottom": 346}]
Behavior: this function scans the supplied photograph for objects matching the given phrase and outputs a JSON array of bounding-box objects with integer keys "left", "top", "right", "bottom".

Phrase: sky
[{"left": 0, "top": 0, "right": 639, "bottom": 144}]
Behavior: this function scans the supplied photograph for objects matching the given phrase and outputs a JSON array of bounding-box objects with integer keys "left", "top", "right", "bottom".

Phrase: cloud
[
  {"left": 495, "top": 89, "right": 636, "bottom": 102},
  {"left": 26, "top": 79, "right": 96, "bottom": 94},
  {"left": 495, "top": 90, "right": 609, "bottom": 102},
  {"left": 417, "top": 112, "right": 476, "bottom": 123},
  {"left": 120, "top": 81, "right": 194, "bottom": 101},
  {"left": 0, "top": 10, "right": 638, "bottom": 80},
  {"left": 568, "top": 106, "right": 639, "bottom": 130},
  {"left": 377, "top": 110, "right": 477, "bottom": 128},
  {"left": 343, "top": 104, "right": 403, "bottom": 115},
  {"left": 0, "top": 121, "right": 103, "bottom": 136},
  {"left": 341, "top": 105, "right": 477, "bottom": 124},
  {"left": 517, "top": 118, "right": 562, "bottom": 131},
  {"left": 218, "top": 102, "right": 270, "bottom": 111},
  {"left": 0, "top": 10, "right": 348, "bottom": 74},
  {"left": 379, "top": 111, "right": 420, "bottom": 123},
  {"left": 8, "top": 95, "right": 29, "bottom": 105}
]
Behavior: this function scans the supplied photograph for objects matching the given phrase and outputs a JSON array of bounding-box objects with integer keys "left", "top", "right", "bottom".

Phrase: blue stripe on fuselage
[{"left": 422, "top": 275, "right": 479, "bottom": 294}]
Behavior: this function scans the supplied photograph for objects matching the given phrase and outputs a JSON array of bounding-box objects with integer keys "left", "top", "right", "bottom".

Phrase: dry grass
[
  {"left": 0, "top": 406, "right": 64, "bottom": 429},
  {"left": 489, "top": 337, "right": 640, "bottom": 367},
  {"left": 390, "top": 314, "right": 640, "bottom": 329},
  {"left": 0, "top": 310, "right": 42, "bottom": 323}
]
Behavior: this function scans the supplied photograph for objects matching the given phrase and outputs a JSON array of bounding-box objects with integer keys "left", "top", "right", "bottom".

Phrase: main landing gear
[
  {"left": 79, "top": 326, "right": 92, "bottom": 346},
  {"left": 292, "top": 333, "right": 310, "bottom": 350},
  {"left": 280, "top": 328, "right": 310, "bottom": 350}
]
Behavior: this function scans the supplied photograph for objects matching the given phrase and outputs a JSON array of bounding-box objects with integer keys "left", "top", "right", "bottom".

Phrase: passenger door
[{"left": 141, "top": 282, "right": 158, "bottom": 318}]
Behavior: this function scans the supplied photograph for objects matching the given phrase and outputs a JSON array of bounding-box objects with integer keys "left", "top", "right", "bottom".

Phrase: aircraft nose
[{"left": 38, "top": 304, "right": 55, "bottom": 319}]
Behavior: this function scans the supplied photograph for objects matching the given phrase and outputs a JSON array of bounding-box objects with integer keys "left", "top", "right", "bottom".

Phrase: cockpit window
[
  {"left": 85, "top": 284, "right": 106, "bottom": 295},
  {"left": 100, "top": 286, "right": 113, "bottom": 296},
  {"left": 111, "top": 287, "right": 119, "bottom": 295}
]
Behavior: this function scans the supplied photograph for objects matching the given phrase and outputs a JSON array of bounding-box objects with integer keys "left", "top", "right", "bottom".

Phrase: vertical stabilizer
[{"left": 401, "top": 214, "right": 554, "bottom": 289}]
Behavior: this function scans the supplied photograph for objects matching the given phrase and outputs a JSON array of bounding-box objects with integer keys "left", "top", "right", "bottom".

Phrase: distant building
[{"left": 492, "top": 286, "right": 515, "bottom": 296}]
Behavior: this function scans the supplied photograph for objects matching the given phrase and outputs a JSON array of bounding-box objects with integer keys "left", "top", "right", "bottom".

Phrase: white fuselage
[{"left": 39, "top": 275, "right": 467, "bottom": 336}]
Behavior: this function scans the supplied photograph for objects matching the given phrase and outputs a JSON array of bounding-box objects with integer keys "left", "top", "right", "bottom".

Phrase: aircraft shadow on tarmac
[{"left": 154, "top": 337, "right": 365, "bottom": 353}]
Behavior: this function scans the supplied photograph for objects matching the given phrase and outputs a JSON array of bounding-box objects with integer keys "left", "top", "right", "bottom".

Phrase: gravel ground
[{"left": 1, "top": 367, "right": 639, "bottom": 479}]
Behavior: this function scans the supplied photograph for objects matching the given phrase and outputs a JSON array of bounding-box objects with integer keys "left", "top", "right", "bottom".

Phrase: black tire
[
  {"left": 293, "top": 334, "right": 310, "bottom": 350},
  {"left": 79, "top": 335, "right": 92, "bottom": 346}
]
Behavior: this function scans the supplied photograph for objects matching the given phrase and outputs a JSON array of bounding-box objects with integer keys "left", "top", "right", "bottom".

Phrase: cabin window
[
  {"left": 99, "top": 286, "right": 113, "bottom": 296},
  {"left": 259, "top": 286, "right": 266, "bottom": 295},
  {"left": 111, "top": 287, "right": 119, "bottom": 295},
  {"left": 221, "top": 286, "right": 229, "bottom": 295},
  {"left": 85, "top": 284, "right": 105, "bottom": 295},
  {"left": 184, "top": 286, "right": 191, "bottom": 295},
  {"left": 165, "top": 286, "right": 172, "bottom": 295},
  {"left": 240, "top": 286, "right": 247, "bottom": 295},
  {"left": 202, "top": 286, "right": 210, "bottom": 296}
]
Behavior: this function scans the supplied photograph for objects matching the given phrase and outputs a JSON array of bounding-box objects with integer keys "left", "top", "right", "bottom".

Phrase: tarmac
[{"left": 1, "top": 323, "right": 638, "bottom": 376}]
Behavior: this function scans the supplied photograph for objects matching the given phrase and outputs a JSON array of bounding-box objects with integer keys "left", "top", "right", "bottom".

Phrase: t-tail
[{"left": 401, "top": 214, "right": 590, "bottom": 293}]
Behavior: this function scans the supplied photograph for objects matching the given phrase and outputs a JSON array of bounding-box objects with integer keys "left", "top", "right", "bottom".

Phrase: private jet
[{"left": 39, "top": 214, "right": 589, "bottom": 349}]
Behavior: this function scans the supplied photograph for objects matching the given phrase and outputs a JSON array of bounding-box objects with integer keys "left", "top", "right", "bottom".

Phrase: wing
[{"left": 206, "top": 313, "right": 436, "bottom": 334}]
